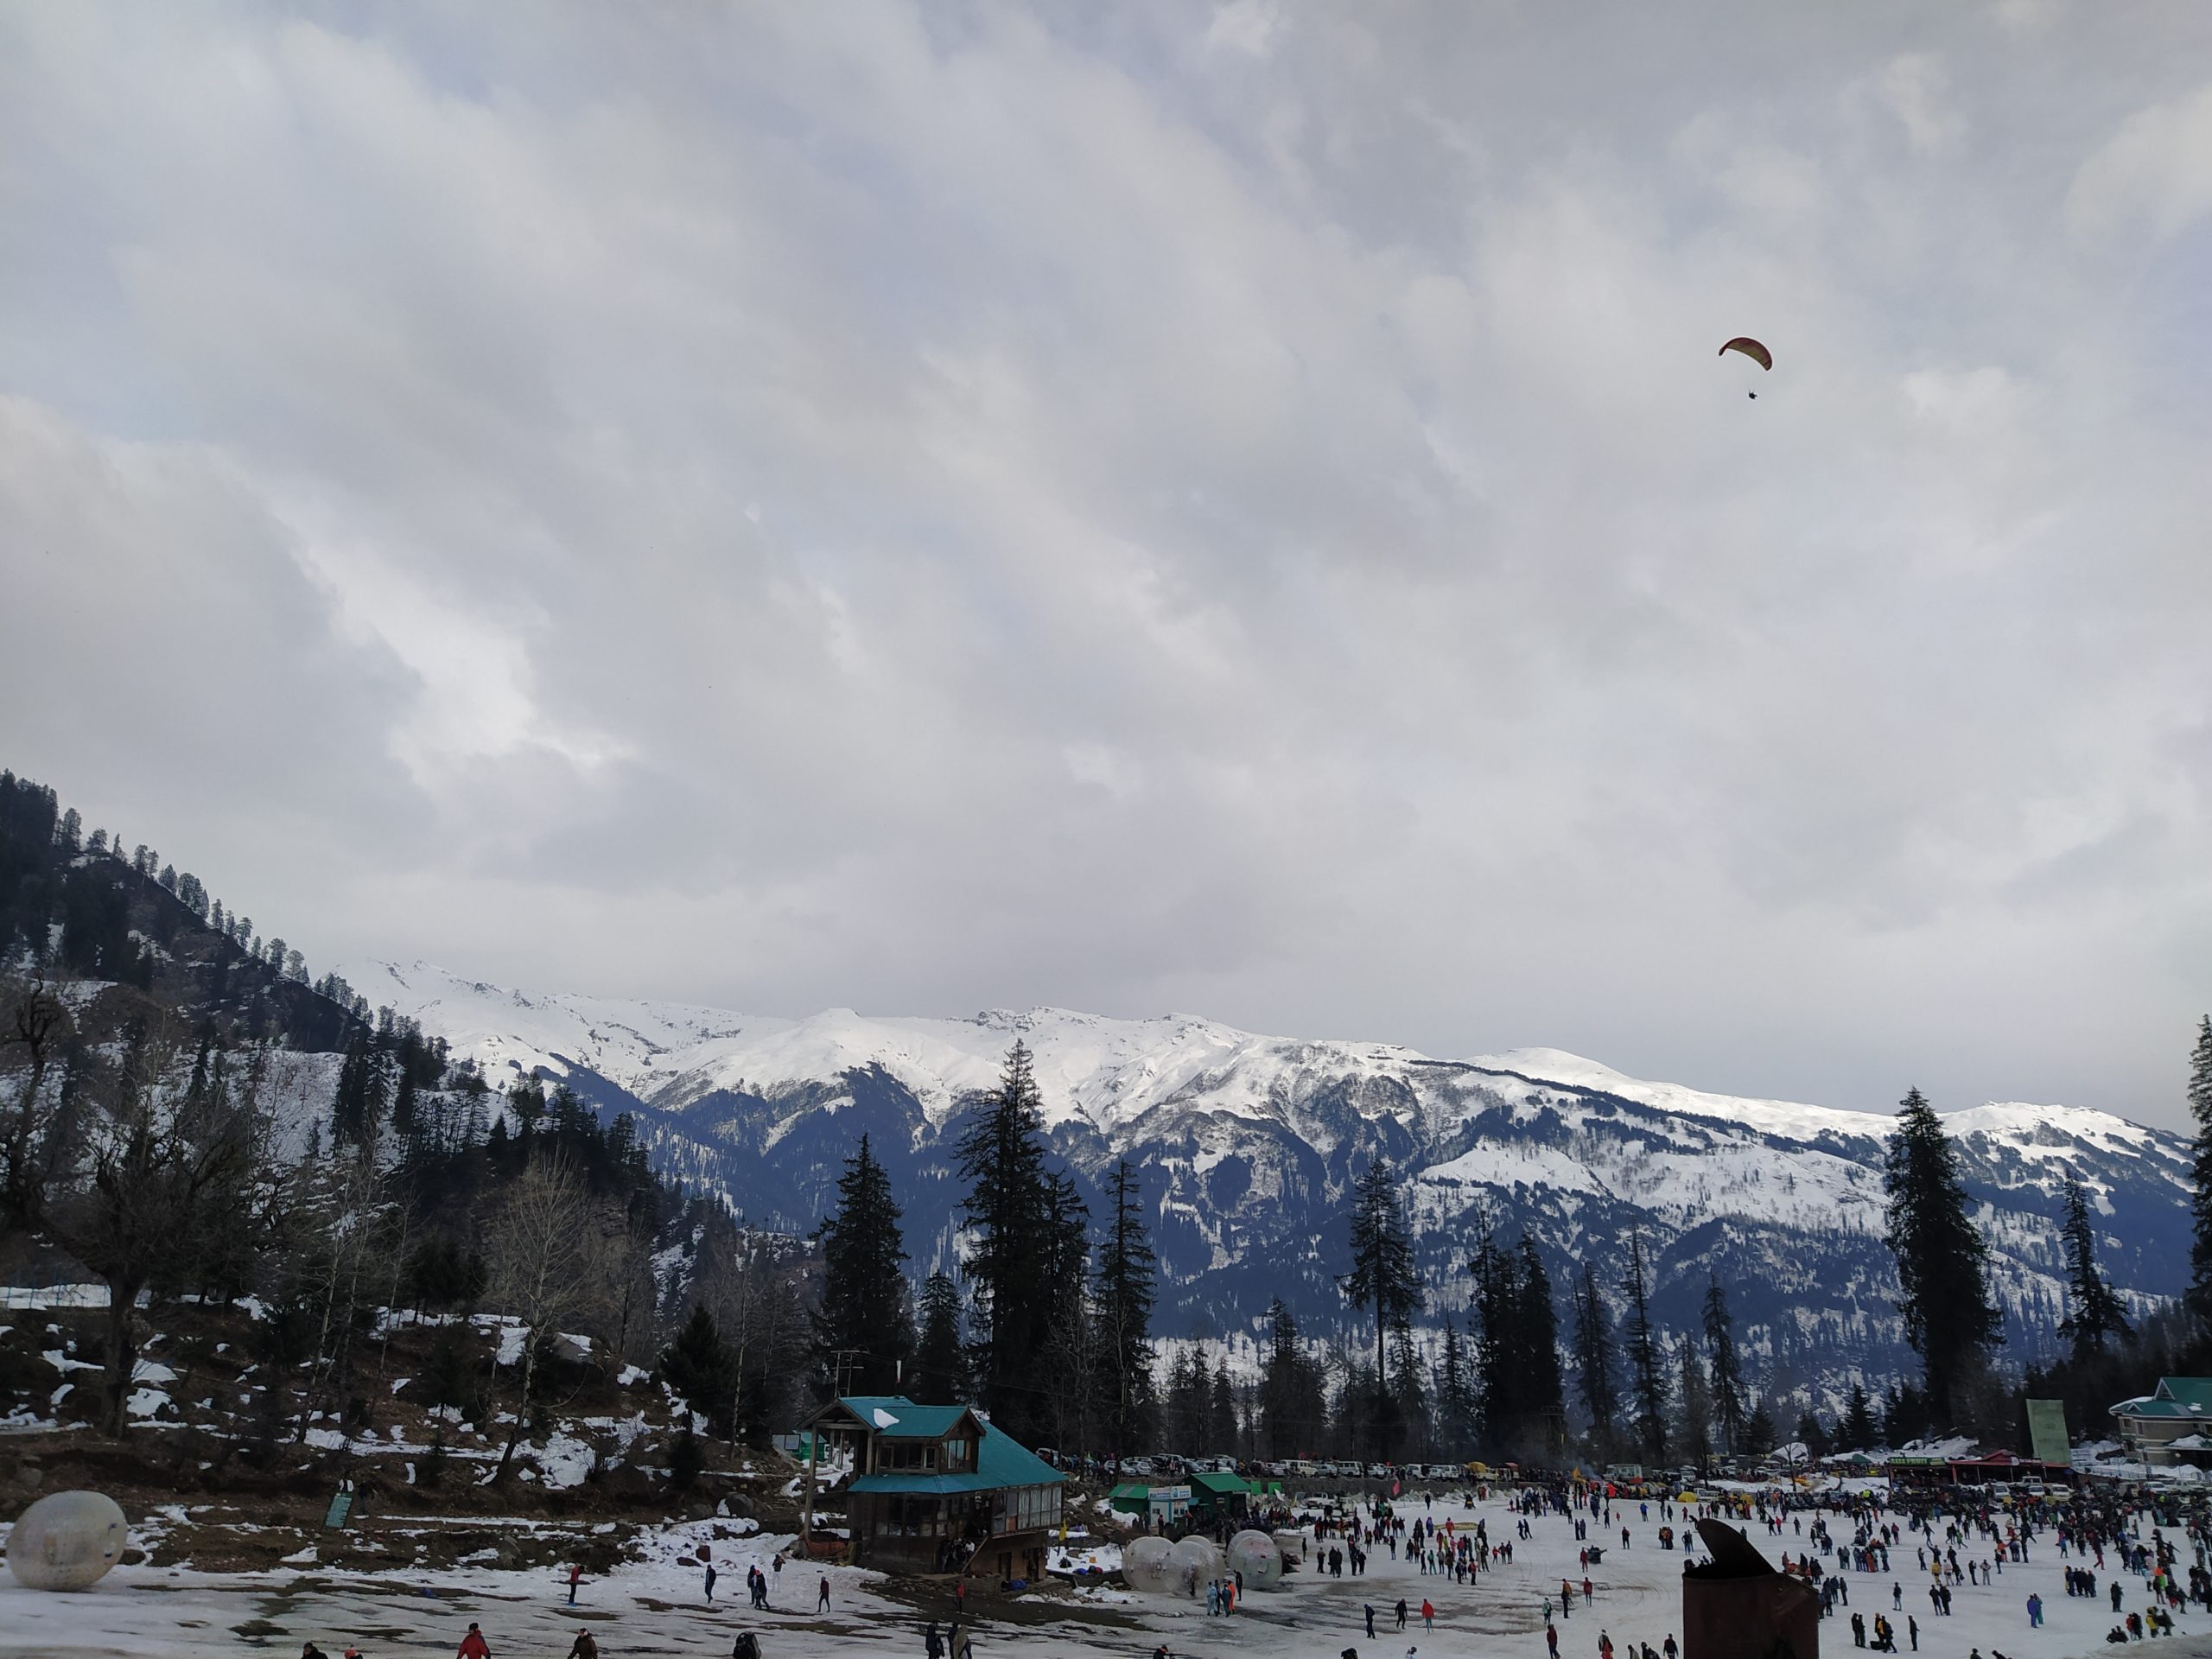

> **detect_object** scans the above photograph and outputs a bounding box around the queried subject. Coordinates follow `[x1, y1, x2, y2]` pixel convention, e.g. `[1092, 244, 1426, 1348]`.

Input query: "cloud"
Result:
[0, 3, 2206, 1127]
[2067, 79, 2212, 240]
[1876, 54, 1967, 154]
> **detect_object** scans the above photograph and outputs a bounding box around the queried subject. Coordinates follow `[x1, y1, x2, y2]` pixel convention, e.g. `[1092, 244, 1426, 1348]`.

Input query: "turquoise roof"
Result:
[2158, 1379, 2212, 1413]
[2117, 1397, 2200, 1421]
[845, 1403, 1064, 1496]
[833, 1395, 973, 1439]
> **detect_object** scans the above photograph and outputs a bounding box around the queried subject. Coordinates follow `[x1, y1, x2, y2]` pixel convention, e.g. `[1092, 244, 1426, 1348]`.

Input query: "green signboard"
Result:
[2025, 1398, 2069, 1467]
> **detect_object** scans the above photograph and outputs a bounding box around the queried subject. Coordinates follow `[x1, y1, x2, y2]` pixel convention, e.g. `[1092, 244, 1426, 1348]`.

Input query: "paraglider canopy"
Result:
[1718, 337, 1772, 371]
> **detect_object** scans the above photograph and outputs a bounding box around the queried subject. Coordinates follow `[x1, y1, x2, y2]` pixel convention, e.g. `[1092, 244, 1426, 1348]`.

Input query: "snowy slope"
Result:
[344, 958, 2192, 1404]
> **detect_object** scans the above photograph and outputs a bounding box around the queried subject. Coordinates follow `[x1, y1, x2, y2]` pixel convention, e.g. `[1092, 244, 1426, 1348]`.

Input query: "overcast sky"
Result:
[3, 3, 2209, 1127]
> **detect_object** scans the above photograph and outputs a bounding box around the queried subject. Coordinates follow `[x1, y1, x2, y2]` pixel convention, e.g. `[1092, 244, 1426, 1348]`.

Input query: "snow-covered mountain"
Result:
[346, 959, 2190, 1401]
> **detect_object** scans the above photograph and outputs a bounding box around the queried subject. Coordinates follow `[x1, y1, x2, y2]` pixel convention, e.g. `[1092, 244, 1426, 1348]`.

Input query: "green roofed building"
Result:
[1188, 1470, 1251, 1521]
[2112, 1378, 2212, 1466]
[806, 1395, 1065, 1578]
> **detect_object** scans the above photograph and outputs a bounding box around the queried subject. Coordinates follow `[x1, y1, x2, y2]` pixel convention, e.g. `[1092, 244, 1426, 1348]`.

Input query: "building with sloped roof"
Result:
[2112, 1378, 2212, 1465]
[805, 1395, 1065, 1578]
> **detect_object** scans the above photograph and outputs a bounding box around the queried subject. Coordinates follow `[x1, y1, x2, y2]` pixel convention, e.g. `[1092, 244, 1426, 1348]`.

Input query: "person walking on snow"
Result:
[1599, 1630, 1615, 1659]
[457, 1624, 492, 1659]
[568, 1563, 583, 1605]
[819, 1575, 832, 1612]
[704, 1558, 718, 1604]
[565, 1633, 598, 1659]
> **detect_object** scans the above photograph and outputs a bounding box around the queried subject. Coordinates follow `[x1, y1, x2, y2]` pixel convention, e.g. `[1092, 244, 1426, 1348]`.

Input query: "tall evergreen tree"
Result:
[1702, 1277, 1750, 1459]
[1344, 1159, 1420, 1453]
[1570, 1258, 1621, 1458]
[1389, 1321, 1430, 1456]
[912, 1270, 967, 1404]
[814, 1134, 914, 1394]
[1166, 1346, 1208, 1451]
[1433, 1316, 1478, 1458]
[1467, 1210, 1518, 1449]
[956, 1042, 1058, 1440]
[1092, 1158, 1158, 1465]
[2188, 1019, 2212, 1319]
[2056, 1177, 2132, 1362]
[1622, 1230, 1669, 1466]
[1259, 1297, 1325, 1459]
[1795, 1408, 1831, 1459]
[1516, 1237, 1567, 1455]
[1840, 1382, 1876, 1451]
[1675, 1338, 1713, 1469]
[1882, 1088, 2004, 1426]
[1210, 1357, 1239, 1452]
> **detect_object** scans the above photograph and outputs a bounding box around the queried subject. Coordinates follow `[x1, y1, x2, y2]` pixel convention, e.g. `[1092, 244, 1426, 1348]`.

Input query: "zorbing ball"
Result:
[1226, 1529, 1284, 1591]
[7, 1491, 130, 1591]
[1167, 1535, 1223, 1593]
[1122, 1535, 1179, 1594]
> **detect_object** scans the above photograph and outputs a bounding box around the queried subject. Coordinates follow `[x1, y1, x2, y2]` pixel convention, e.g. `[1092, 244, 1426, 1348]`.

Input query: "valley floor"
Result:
[0, 1491, 2190, 1659]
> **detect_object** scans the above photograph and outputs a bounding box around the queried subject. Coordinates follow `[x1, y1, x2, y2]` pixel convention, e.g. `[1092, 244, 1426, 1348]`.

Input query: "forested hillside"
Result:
[0, 771, 812, 1482]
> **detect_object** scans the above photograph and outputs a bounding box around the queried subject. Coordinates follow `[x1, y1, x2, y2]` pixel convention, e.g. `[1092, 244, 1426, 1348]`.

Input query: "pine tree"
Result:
[1434, 1316, 1477, 1458]
[1259, 1297, 1324, 1459]
[1390, 1322, 1429, 1456]
[2056, 1177, 2132, 1362]
[659, 1304, 740, 1440]
[1516, 1237, 1567, 1456]
[1210, 1357, 1239, 1452]
[1092, 1158, 1157, 1464]
[912, 1270, 967, 1404]
[1744, 1398, 1777, 1456]
[2188, 1019, 2212, 1319]
[1675, 1338, 1713, 1470]
[1882, 1088, 2004, 1426]
[956, 1042, 1057, 1440]
[1702, 1277, 1749, 1458]
[814, 1134, 915, 1394]
[1795, 1408, 1831, 1459]
[1840, 1382, 1876, 1451]
[1570, 1258, 1620, 1458]
[1167, 1346, 1208, 1451]
[1623, 1231, 1669, 1467]
[1344, 1159, 1419, 1454]
[1467, 1210, 1518, 1450]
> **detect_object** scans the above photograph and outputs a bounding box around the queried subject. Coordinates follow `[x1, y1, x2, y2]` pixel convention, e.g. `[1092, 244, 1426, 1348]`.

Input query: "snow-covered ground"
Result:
[0, 1491, 2185, 1659]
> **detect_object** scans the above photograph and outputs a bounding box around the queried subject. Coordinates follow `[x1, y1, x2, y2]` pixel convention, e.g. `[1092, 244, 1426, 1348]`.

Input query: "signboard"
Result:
[1147, 1484, 1192, 1523]
[2025, 1399, 2069, 1467]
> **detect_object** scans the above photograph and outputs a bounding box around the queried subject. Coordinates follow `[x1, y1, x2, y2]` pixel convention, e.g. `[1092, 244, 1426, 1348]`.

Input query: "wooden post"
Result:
[802, 1421, 820, 1560]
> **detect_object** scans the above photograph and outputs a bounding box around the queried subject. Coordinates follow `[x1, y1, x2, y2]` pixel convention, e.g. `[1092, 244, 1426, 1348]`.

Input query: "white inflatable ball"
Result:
[7, 1491, 130, 1591]
[1122, 1535, 1179, 1594]
[1226, 1529, 1284, 1590]
[1167, 1535, 1223, 1594]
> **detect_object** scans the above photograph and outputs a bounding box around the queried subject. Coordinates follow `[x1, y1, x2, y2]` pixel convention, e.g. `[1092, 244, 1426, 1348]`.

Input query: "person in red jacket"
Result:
[458, 1623, 492, 1658]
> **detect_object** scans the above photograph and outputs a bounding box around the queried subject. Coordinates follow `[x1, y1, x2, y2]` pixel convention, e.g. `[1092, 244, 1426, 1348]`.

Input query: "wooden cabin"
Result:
[806, 1395, 1065, 1579]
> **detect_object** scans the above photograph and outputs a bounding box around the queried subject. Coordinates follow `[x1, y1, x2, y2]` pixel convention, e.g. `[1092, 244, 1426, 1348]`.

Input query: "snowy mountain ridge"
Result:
[347, 960, 2156, 1162]
[343, 958, 2191, 1400]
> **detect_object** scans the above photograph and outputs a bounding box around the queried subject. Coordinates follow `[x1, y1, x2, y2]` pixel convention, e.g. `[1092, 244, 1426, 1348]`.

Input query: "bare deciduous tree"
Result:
[486, 1150, 593, 1478]
[34, 1006, 265, 1433]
